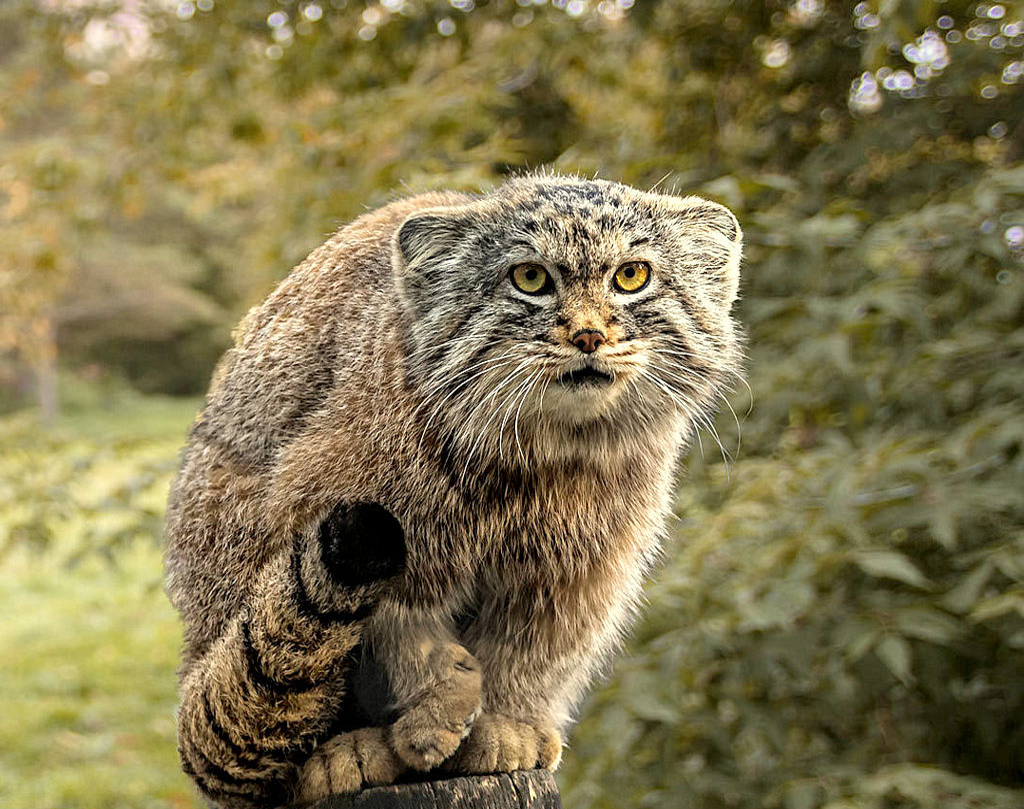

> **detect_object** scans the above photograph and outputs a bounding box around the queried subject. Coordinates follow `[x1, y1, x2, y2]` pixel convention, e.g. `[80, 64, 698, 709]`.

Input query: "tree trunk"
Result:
[304, 770, 561, 809]
[35, 314, 58, 422]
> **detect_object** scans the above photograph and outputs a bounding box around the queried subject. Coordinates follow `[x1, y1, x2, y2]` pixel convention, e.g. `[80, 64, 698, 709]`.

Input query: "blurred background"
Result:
[1, 0, 1022, 807]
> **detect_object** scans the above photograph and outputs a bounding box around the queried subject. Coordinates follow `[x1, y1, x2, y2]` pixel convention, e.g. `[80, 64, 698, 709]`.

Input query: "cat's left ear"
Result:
[660, 195, 743, 306]
[670, 197, 742, 242]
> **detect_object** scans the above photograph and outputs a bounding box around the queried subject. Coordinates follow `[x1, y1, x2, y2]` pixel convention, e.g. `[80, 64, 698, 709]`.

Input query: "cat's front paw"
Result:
[445, 713, 562, 774]
[390, 643, 483, 771]
[294, 727, 404, 803]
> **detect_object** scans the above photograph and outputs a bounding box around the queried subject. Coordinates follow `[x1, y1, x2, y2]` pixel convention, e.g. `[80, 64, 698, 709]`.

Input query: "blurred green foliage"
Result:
[1, 0, 1022, 807]
[0, 395, 203, 808]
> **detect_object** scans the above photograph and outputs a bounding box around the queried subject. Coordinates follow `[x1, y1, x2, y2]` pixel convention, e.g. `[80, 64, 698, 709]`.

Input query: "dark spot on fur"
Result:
[319, 503, 407, 587]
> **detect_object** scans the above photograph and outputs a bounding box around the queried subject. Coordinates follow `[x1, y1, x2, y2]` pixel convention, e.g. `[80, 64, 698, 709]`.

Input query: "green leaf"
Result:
[969, 588, 1024, 623]
[737, 581, 816, 631]
[894, 607, 962, 645]
[853, 551, 933, 590]
[942, 562, 994, 614]
[927, 498, 958, 551]
[875, 635, 915, 684]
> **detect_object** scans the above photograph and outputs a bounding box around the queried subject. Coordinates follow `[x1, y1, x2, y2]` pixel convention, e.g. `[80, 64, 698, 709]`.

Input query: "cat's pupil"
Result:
[526, 269, 537, 281]
[624, 267, 635, 278]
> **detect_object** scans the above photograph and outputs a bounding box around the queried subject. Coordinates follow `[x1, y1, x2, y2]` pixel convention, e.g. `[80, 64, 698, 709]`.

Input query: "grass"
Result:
[0, 392, 204, 809]
[0, 547, 203, 809]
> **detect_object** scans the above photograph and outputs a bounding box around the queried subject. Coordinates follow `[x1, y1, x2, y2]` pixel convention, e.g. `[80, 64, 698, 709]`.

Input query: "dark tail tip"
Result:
[318, 502, 407, 588]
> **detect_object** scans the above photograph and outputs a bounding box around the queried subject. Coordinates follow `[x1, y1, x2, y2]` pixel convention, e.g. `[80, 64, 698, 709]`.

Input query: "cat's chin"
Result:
[540, 376, 627, 425]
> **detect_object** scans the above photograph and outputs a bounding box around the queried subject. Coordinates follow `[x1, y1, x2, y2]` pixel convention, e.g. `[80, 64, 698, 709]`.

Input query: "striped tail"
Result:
[175, 503, 406, 808]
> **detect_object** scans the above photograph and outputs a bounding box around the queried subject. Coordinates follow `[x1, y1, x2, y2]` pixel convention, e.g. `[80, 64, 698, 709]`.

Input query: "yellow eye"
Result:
[614, 261, 650, 293]
[510, 263, 550, 295]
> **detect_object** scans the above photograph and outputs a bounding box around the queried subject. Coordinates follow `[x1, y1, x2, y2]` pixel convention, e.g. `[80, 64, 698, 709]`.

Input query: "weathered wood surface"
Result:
[306, 770, 562, 809]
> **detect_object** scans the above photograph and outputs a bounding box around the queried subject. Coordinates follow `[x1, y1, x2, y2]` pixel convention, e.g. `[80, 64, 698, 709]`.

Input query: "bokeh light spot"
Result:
[763, 39, 792, 68]
[849, 72, 881, 114]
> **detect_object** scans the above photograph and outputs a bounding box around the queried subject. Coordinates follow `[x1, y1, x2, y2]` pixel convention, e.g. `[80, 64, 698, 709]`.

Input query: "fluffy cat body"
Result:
[165, 175, 743, 807]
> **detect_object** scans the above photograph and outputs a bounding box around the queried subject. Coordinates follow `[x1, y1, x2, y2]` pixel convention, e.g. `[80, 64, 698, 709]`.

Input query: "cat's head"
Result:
[392, 175, 744, 465]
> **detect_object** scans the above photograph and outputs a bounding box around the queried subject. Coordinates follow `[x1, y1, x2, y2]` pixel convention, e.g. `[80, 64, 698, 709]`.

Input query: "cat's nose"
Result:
[571, 329, 606, 354]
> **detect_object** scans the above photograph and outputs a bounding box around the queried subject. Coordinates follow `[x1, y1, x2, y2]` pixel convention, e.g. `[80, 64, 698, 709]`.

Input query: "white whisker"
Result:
[413, 356, 521, 455]
[653, 350, 747, 458]
[496, 368, 542, 463]
[458, 360, 535, 484]
[511, 369, 545, 464]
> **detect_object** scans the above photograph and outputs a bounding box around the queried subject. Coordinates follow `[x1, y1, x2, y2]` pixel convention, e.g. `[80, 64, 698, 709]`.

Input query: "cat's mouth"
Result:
[556, 366, 615, 388]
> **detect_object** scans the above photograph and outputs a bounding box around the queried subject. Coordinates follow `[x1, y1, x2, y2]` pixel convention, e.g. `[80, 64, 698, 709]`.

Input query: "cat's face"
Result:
[394, 177, 744, 463]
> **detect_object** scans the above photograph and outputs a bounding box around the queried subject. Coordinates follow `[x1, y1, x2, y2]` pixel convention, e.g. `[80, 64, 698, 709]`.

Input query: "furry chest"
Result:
[404, 486, 643, 592]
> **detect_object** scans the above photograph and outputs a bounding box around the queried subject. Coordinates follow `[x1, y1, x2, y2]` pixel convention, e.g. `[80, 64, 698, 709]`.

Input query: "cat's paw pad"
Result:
[318, 502, 406, 586]
[295, 728, 403, 803]
[390, 643, 482, 771]
[446, 714, 562, 774]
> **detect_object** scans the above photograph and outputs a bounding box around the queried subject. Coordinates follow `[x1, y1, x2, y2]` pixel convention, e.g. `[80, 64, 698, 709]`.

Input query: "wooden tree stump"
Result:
[306, 770, 562, 809]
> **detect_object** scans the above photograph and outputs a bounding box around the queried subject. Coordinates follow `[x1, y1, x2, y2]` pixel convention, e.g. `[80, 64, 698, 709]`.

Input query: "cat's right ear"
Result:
[392, 207, 468, 315]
